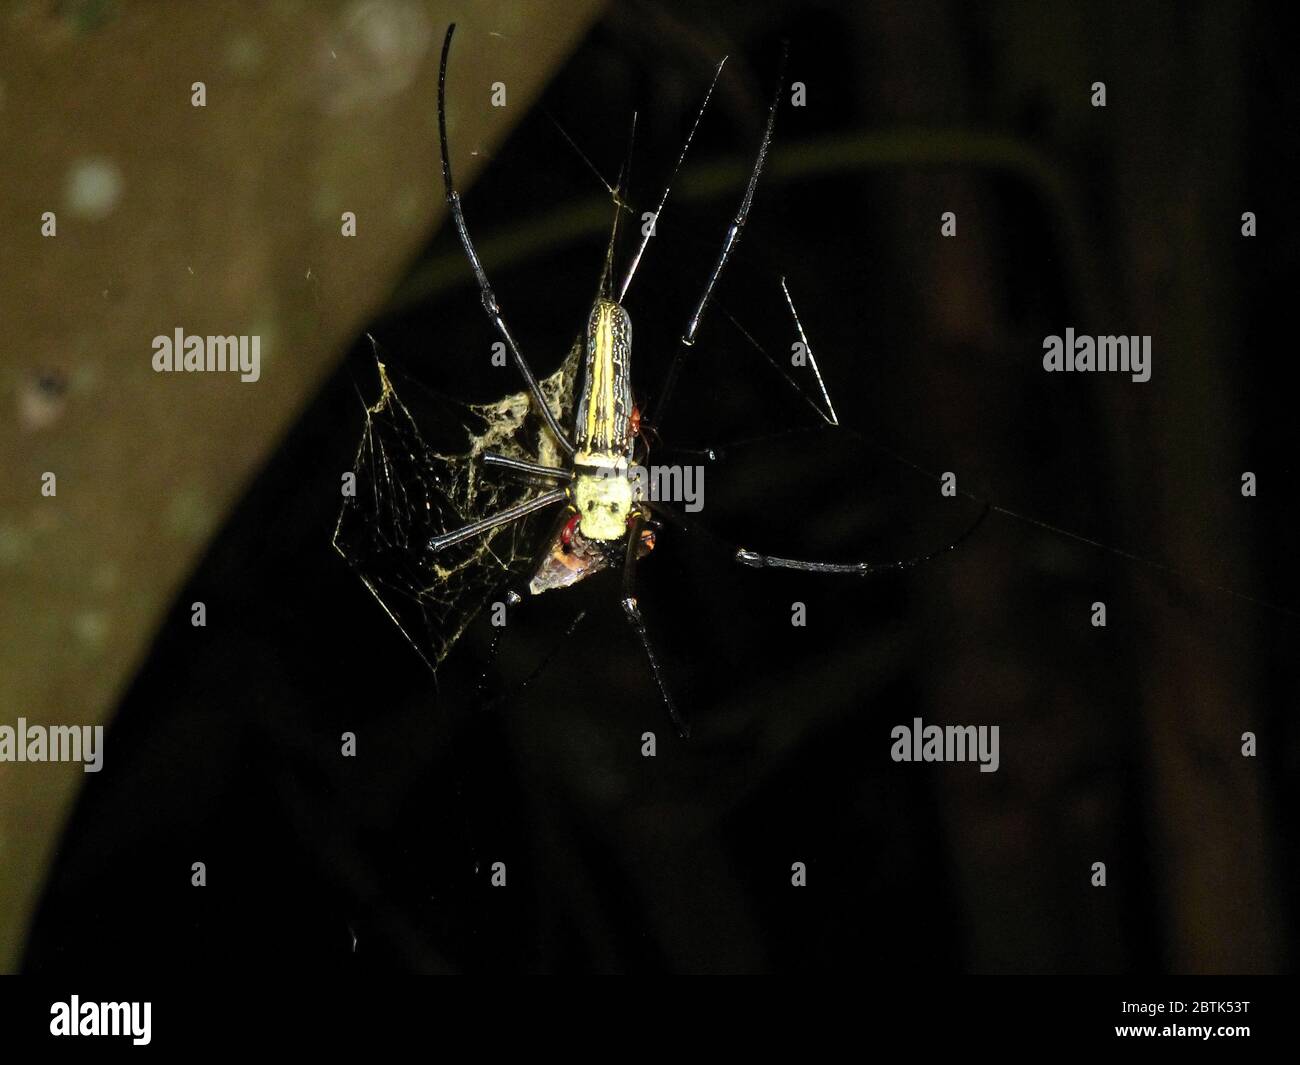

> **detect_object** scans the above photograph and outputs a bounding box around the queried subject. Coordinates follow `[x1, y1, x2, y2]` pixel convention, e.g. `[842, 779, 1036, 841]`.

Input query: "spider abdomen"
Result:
[572, 297, 637, 540]
[574, 298, 633, 455]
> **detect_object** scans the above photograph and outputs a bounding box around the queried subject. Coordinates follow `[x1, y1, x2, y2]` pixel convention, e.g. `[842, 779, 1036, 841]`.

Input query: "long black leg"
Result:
[649, 42, 788, 428]
[776, 278, 838, 425]
[428, 487, 567, 553]
[616, 57, 727, 303]
[481, 452, 573, 482]
[438, 24, 574, 456]
[708, 282, 840, 429]
[480, 606, 591, 715]
[621, 510, 689, 738]
[648, 499, 991, 576]
[598, 111, 638, 301]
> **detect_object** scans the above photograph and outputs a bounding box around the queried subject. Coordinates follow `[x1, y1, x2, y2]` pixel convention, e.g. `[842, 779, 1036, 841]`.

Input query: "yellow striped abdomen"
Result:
[574, 299, 633, 456]
[573, 298, 635, 540]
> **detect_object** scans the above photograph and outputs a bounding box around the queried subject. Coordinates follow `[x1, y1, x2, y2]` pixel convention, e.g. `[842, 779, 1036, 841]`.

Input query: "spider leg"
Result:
[428, 487, 567, 553]
[438, 24, 574, 456]
[622, 509, 690, 739]
[597, 111, 638, 301]
[617, 56, 727, 303]
[649, 42, 788, 428]
[713, 280, 839, 427]
[777, 278, 838, 425]
[647, 499, 991, 576]
[479, 605, 591, 715]
[481, 452, 573, 483]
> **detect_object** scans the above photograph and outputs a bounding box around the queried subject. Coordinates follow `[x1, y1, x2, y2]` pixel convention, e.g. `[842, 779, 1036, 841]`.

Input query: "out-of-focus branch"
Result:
[0, 0, 605, 973]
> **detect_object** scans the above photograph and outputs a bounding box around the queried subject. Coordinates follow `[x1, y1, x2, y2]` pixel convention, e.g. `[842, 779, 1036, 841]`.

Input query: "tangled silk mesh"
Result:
[333, 339, 582, 671]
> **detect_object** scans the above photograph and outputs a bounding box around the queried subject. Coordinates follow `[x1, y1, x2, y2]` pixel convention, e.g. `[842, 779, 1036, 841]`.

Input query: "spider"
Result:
[336, 25, 988, 737]
[408, 27, 993, 743]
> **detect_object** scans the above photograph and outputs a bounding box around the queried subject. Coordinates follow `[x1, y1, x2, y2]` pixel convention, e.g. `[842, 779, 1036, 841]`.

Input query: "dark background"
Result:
[23, 1, 1299, 973]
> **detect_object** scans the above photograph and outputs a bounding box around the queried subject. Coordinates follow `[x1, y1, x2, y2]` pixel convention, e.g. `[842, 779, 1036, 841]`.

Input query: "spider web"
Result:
[333, 339, 582, 671]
